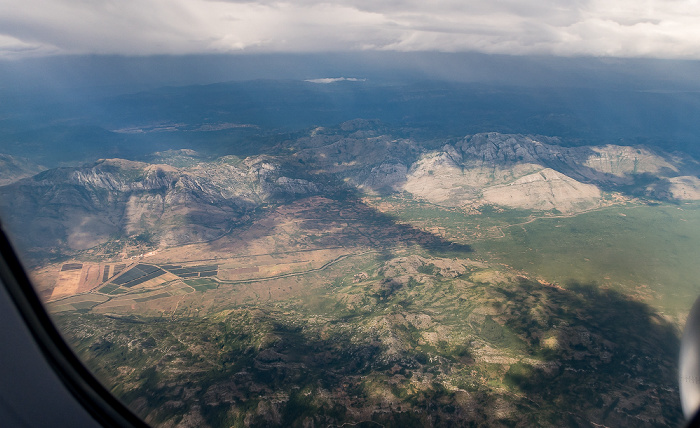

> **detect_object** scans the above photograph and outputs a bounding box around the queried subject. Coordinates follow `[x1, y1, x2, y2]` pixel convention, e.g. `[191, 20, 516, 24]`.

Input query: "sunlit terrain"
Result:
[4, 0, 700, 423]
[2, 86, 699, 425]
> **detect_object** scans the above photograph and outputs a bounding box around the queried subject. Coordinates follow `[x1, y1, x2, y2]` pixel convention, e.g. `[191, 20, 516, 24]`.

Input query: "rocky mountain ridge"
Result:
[2, 127, 699, 255]
[0, 154, 321, 253]
[292, 127, 700, 212]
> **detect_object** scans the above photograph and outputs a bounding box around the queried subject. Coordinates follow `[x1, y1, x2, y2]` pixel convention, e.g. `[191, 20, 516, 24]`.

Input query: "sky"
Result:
[2, 0, 700, 59]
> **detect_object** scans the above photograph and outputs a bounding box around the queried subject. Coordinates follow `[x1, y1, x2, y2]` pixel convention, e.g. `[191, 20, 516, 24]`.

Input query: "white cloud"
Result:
[305, 77, 367, 83]
[0, 34, 58, 57]
[1, 0, 700, 59]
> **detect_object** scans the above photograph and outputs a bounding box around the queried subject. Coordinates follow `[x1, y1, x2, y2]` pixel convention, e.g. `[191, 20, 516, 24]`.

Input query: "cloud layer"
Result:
[2, 0, 700, 59]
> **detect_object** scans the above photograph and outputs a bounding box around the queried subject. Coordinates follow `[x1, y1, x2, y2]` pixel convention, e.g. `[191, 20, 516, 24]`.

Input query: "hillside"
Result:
[3, 123, 698, 426]
[3, 126, 700, 260]
[0, 153, 321, 254]
[0, 153, 44, 185]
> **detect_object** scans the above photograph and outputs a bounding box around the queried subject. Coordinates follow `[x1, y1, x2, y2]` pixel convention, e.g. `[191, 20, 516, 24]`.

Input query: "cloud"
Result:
[1, 0, 700, 59]
[305, 77, 367, 83]
[0, 34, 58, 57]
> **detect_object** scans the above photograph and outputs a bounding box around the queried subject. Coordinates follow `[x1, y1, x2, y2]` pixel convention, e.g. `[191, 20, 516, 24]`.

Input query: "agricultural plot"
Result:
[131, 272, 179, 289]
[89, 281, 193, 315]
[45, 301, 77, 312]
[72, 301, 101, 311]
[112, 264, 166, 288]
[102, 265, 110, 282]
[98, 283, 120, 294]
[112, 263, 126, 277]
[161, 264, 218, 278]
[168, 282, 198, 296]
[50, 262, 107, 299]
[226, 267, 259, 275]
[98, 270, 179, 295]
[210, 248, 350, 282]
[46, 294, 109, 313]
[61, 263, 83, 271]
[184, 278, 219, 292]
[50, 265, 83, 299]
[78, 264, 104, 293]
[199, 271, 217, 277]
[133, 292, 172, 303]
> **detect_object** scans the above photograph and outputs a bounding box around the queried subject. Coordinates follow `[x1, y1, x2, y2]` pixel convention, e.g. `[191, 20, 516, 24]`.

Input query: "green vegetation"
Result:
[133, 293, 172, 303]
[478, 202, 700, 314]
[98, 283, 119, 294]
[184, 278, 219, 292]
[479, 315, 525, 350]
[71, 301, 101, 311]
[39, 175, 700, 426]
[8, 72, 700, 427]
[373, 194, 700, 315]
[53, 247, 683, 427]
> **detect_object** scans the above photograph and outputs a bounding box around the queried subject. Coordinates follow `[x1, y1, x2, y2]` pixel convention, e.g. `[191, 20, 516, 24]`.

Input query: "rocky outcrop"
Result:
[360, 163, 408, 192]
[289, 122, 419, 192]
[481, 168, 602, 213]
[0, 155, 322, 252]
[669, 176, 700, 200]
[2, 129, 697, 254]
[286, 126, 696, 213]
[401, 133, 697, 212]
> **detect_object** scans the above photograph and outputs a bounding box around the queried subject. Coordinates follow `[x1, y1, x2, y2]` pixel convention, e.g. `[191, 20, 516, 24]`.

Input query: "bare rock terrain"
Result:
[0, 154, 321, 252]
[1, 129, 699, 256]
[401, 132, 699, 212]
[481, 168, 601, 213]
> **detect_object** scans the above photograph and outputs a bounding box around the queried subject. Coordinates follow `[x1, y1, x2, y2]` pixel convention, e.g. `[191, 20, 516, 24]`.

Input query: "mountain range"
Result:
[2, 122, 699, 259]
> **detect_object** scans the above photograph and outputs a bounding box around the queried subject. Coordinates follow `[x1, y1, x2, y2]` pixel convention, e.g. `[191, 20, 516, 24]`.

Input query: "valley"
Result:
[42, 197, 687, 426]
[2, 124, 699, 426]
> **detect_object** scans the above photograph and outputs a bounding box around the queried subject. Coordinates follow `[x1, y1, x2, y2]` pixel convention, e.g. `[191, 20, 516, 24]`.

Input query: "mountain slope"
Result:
[0, 153, 44, 185]
[397, 132, 699, 212]
[0, 155, 321, 253]
[3, 127, 699, 256]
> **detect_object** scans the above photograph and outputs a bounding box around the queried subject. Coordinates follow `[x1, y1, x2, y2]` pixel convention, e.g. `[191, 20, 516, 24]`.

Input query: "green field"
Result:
[379, 195, 700, 316]
[45, 196, 697, 426]
[98, 283, 120, 294]
[378, 195, 533, 243]
[133, 292, 172, 303]
[184, 278, 219, 292]
[477, 202, 700, 315]
[71, 301, 101, 311]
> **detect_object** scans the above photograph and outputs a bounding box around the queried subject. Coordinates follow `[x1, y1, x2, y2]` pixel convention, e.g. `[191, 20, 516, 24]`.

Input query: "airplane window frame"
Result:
[0, 222, 148, 428]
